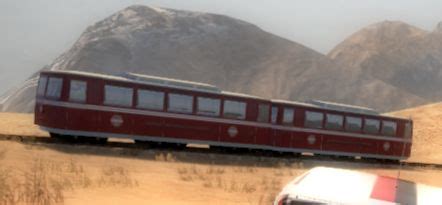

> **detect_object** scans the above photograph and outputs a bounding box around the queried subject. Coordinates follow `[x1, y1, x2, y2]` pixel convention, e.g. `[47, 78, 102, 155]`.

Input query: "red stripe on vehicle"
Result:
[370, 176, 397, 202]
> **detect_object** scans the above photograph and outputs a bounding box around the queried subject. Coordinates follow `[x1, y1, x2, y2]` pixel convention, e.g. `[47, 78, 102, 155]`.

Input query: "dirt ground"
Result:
[0, 109, 441, 204]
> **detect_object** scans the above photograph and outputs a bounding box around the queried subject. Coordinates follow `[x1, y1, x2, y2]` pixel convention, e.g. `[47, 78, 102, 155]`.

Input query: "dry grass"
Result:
[97, 165, 138, 187]
[0, 159, 64, 205]
[0, 147, 6, 160]
[175, 161, 301, 205]
[0, 157, 138, 205]
[0, 139, 441, 205]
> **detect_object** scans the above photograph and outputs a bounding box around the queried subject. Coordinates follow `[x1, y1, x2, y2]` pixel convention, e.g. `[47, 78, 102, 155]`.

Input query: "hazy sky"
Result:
[1, 0, 442, 95]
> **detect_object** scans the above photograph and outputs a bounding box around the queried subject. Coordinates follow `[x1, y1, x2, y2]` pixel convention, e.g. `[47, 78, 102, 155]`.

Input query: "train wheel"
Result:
[76, 136, 88, 143]
[172, 143, 186, 150]
[50, 133, 76, 142]
[134, 140, 152, 148]
[292, 152, 301, 157]
[77, 136, 107, 144]
[314, 154, 331, 160]
[49, 132, 60, 139]
[335, 155, 353, 161]
[361, 157, 378, 163]
[96, 137, 108, 144]
[158, 142, 186, 150]
[384, 159, 400, 164]
[210, 145, 226, 153]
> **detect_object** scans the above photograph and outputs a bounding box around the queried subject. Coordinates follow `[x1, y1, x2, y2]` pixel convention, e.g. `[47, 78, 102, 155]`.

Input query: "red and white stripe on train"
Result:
[34, 70, 413, 160]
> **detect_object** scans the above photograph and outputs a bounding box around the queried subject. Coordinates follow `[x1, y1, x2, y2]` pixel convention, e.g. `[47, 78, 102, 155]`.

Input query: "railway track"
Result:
[1, 133, 441, 171]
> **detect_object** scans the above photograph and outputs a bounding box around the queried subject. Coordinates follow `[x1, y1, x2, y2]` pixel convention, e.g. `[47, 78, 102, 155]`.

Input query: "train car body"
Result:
[274, 167, 442, 205]
[34, 70, 413, 160]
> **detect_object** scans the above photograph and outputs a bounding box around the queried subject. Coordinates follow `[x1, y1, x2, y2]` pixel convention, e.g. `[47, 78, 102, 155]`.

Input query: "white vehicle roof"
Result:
[274, 167, 442, 205]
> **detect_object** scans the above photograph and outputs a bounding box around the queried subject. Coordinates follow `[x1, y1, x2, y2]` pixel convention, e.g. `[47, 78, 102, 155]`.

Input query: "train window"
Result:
[381, 121, 397, 136]
[363, 119, 380, 134]
[197, 97, 220, 116]
[257, 104, 270, 122]
[168, 93, 193, 113]
[305, 111, 323, 129]
[69, 80, 87, 103]
[223, 100, 246, 120]
[404, 122, 412, 138]
[282, 108, 294, 125]
[37, 76, 47, 96]
[137, 89, 164, 110]
[104, 85, 133, 107]
[325, 114, 343, 130]
[45, 77, 63, 99]
[271, 106, 278, 124]
[345, 116, 362, 132]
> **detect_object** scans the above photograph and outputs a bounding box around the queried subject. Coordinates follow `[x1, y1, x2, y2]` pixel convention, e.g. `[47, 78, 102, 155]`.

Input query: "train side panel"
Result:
[34, 71, 413, 160]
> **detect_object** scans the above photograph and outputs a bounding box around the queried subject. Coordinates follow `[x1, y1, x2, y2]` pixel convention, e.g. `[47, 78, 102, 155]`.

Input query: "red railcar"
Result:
[34, 70, 413, 160]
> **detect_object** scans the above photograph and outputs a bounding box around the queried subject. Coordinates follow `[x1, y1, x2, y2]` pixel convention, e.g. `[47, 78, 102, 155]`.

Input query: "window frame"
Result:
[381, 120, 397, 136]
[257, 103, 270, 123]
[136, 89, 165, 111]
[304, 111, 324, 129]
[68, 80, 87, 103]
[167, 93, 194, 114]
[282, 107, 295, 126]
[222, 99, 247, 120]
[103, 84, 134, 107]
[325, 113, 344, 130]
[45, 77, 63, 100]
[196, 96, 221, 117]
[271, 106, 278, 124]
[363, 118, 380, 134]
[37, 75, 48, 97]
[345, 116, 362, 132]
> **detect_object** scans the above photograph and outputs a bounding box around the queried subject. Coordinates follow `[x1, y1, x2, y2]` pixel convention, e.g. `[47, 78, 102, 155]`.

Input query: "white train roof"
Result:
[43, 70, 265, 100]
[271, 99, 382, 116]
[123, 72, 220, 93]
[271, 99, 318, 108]
[309, 100, 379, 115]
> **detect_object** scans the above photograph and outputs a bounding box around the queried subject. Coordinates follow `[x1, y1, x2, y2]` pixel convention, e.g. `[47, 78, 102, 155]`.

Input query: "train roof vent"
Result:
[308, 100, 379, 115]
[123, 72, 221, 92]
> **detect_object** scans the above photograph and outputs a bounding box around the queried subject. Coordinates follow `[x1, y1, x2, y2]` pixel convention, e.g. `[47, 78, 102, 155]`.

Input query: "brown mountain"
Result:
[329, 20, 442, 101]
[0, 6, 430, 112]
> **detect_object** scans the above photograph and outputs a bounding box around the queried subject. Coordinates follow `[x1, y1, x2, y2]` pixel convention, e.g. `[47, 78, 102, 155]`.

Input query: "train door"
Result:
[254, 103, 271, 146]
[219, 99, 255, 146]
[272, 106, 293, 149]
[131, 88, 166, 138]
[291, 110, 323, 151]
[189, 95, 222, 142]
[43, 75, 67, 129]
[99, 83, 135, 135]
[65, 78, 99, 132]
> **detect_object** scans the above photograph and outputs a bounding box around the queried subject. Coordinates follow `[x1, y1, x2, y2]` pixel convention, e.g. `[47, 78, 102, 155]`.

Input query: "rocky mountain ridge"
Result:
[1, 5, 441, 112]
[328, 20, 442, 101]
